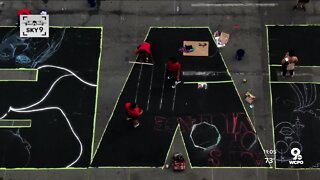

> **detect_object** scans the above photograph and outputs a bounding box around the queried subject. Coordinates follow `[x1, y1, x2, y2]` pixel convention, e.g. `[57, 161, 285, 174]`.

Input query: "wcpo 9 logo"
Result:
[289, 148, 304, 165]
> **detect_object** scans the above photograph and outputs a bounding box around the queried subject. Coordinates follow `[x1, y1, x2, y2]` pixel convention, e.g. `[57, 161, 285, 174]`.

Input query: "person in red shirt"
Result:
[135, 42, 154, 64]
[166, 58, 182, 88]
[16, 8, 31, 26]
[125, 102, 143, 128]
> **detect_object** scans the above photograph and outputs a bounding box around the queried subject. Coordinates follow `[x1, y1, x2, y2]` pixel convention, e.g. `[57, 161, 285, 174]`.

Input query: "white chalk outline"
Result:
[189, 122, 221, 151]
[0, 65, 97, 168]
[147, 65, 155, 111]
[191, 3, 278, 7]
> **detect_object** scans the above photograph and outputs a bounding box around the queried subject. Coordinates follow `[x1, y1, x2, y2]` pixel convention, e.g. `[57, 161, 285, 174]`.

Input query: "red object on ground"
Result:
[125, 102, 142, 117]
[171, 153, 186, 171]
[136, 42, 152, 56]
[172, 161, 186, 171]
[17, 8, 31, 16]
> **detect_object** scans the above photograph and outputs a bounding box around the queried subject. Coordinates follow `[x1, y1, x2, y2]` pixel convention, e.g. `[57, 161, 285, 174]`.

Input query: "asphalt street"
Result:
[1, 0, 320, 179]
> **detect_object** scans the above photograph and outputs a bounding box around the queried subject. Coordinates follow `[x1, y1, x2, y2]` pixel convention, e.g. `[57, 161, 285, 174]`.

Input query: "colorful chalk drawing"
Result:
[154, 113, 267, 167]
[0, 27, 101, 168]
[272, 83, 320, 168]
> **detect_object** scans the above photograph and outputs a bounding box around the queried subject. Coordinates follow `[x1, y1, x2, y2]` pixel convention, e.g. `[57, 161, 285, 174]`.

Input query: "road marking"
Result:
[129, 61, 153, 66]
[172, 85, 177, 111]
[0, 119, 32, 128]
[159, 64, 167, 110]
[135, 64, 144, 103]
[147, 65, 155, 111]
[191, 3, 278, 7]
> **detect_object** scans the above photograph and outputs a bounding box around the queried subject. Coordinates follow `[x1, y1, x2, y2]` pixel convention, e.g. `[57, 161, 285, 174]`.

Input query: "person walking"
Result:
[166, 57, 181, 88]
[293, 0, 310, 11]
[125, 102, 143, 128]
[281, 50, 299, 78]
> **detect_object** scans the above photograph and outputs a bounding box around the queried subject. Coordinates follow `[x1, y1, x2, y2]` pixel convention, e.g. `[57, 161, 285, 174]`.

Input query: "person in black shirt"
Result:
[293, 0, 310, 11]
[88, 0, 96, 8]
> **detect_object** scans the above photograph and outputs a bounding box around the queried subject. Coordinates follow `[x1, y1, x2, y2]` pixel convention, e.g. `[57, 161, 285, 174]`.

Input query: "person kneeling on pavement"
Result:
[125, 102, 143, 128]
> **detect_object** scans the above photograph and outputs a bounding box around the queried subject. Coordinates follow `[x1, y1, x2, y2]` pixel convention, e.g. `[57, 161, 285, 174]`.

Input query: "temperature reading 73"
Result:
[265, 158, 274, 163]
